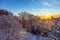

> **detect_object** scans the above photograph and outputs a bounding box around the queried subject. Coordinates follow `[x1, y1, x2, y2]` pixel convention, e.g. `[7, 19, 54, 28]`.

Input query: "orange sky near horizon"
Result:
[40, 15, 60, 19]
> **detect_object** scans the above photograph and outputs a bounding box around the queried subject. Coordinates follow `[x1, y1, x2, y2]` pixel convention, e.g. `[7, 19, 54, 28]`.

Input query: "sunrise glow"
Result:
[40, 15, 52, 19]
[45, 15, 51, 19]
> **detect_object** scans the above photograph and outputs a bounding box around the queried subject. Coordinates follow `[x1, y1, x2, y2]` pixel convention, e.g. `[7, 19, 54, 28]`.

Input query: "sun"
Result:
[40, 15, 52, 19]
[45, 15, 51, 19]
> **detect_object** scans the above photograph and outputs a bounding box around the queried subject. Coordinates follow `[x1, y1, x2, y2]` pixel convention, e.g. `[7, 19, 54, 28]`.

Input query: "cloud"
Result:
[31, 0, 53, 7]
[44, 2, 52, 6]
[31, 0, 41, 6]
[38, 8, 54, 14]
[31, 8, 55, 15]
[32, 0, 60, 6]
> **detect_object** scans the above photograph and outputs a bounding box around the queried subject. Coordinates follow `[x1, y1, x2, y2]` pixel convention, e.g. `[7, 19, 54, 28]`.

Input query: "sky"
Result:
[0, 0, 60, 15]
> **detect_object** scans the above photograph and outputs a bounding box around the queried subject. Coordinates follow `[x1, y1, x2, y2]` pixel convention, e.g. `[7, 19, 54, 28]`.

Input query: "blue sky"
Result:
[0, 0, 60, 15]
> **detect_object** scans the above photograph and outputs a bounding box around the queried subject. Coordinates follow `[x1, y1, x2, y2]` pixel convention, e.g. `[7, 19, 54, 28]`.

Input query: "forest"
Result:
[0, 9, 60, 40]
